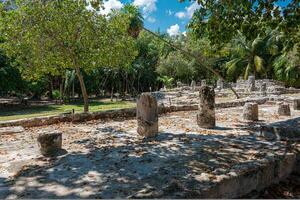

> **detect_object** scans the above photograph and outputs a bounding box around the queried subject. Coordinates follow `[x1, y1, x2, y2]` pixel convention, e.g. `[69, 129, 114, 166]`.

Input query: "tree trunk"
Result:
[48, 75, 53, 100]
[75, 66, 89, 112]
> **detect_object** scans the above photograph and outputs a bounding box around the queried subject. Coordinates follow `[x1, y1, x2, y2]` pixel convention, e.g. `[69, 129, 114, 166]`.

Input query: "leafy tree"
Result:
[225, 30, 285, 80]
[157, 51, 195, 83]
[274, 44, 300, 87]
[0, 0, 137, 112]
[183, 0, 300, 48]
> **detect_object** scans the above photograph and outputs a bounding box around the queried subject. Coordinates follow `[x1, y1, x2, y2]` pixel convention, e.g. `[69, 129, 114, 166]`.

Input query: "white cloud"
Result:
[133, 0, 157, 16]
[99, 0, 123, 15]
[175, 11, 186, 19]
[175, 2, 201, 19]
[167, 24, 180, 37]
[147, 16, 156, 23]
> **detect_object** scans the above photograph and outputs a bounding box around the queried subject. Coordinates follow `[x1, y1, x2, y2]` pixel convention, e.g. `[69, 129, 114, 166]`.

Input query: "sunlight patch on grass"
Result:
[0, 100, 136, 121]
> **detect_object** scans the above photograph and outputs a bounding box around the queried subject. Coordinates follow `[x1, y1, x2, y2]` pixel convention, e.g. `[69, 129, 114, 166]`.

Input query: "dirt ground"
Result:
[0, 104, 299, 198]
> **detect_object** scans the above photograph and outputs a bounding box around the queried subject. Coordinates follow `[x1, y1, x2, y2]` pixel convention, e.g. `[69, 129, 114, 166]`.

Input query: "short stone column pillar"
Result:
[217, 79, 224, 90]
[260, 83, 267, 96]
[243, 103, 259, 121]
[248, 76, 255, 91]
[197, 86, 215, 129]
[201, 79, 207, 87]
[278, 103, 291, 116]
[37, 131, 62, 156]
[293, 99, 300, 110]
[191, 80, 196, 91]
[137, 93, 158, 137]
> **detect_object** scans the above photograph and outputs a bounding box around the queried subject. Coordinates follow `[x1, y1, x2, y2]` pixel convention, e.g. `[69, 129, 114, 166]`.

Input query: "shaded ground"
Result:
[0, 100, 135, 121]
[0, 104, 299, 198]
[242, 173, 300, 199]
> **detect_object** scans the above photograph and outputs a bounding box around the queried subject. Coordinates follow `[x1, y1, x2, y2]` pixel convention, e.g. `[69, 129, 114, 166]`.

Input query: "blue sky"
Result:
[99, 0, 292, 36]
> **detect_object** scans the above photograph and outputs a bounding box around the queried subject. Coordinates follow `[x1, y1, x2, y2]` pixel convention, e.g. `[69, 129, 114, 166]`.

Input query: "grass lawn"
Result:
[0, 100, 136, 121]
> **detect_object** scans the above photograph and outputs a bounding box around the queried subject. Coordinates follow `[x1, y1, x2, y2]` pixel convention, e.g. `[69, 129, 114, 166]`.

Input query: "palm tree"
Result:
[121, 4, 144, 38]
[225, 30, 283, 80]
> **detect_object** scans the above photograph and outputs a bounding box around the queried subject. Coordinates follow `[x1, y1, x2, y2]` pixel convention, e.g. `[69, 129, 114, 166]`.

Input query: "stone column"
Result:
[293, 99, 300, 110]
[37, 130, 62, 156]
[201, 79, 207, 86]
[260, 83, 267, 96]
[243, 103, 259, 121]
[137, 93, 158, 137]
[217, 79, 224, 90]
[278, 103, 291, 116]
[248, 76, 255, 91]
[191, 80, 196, 91]
[197, 86, 215, 129]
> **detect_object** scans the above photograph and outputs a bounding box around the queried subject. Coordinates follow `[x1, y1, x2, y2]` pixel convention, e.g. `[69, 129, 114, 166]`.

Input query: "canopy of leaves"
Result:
[0, 0, 138, 80]
[182, 0, 300, 48]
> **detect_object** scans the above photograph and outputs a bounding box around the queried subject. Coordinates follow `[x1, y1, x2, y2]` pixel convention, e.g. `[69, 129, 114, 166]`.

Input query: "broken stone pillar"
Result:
[248, 76, 255, 91]
[137, 93, 158, 137]
[197, 86, 215, 129]
[243, 103, 259, 121]
[201, 79, 207, 86]
[37, 131, 62, 156]
[293, 99, 300, 110]
[278, 103, 291, 116]
[217, 79, 224, 90]
[260, 83, 267, 96]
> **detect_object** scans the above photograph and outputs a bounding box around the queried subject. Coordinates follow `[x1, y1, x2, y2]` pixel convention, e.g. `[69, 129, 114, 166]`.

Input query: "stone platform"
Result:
[0, 104, 299, 198]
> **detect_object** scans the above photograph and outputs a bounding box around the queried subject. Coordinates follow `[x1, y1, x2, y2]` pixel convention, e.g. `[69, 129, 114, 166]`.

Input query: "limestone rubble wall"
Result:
[0, 97, 277, 128]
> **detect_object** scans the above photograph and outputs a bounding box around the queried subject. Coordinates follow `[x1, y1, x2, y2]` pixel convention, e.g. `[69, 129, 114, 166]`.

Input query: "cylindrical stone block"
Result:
[137, 93, 158, 137]
[37, 131, 62, 156]
[293, 99, 300, 110]
[243, 103, 259, 121]
[278, 103, 291, 116]
[197, 86, 215, 129]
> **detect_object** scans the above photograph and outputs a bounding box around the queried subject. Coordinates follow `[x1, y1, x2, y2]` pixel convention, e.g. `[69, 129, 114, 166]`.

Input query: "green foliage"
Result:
[183, 0, 299, 48]
[274, 45, 300, 87]
[52, 90, 61, 100]
[157, 76, 174, 88]
[225, 30, 285, 81]
[157, 51, 195, 83]
[0, 0, 137, 111]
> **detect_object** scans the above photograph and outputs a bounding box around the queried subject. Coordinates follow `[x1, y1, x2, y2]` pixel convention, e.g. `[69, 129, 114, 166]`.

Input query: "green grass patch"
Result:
[0, 100, 135, 121]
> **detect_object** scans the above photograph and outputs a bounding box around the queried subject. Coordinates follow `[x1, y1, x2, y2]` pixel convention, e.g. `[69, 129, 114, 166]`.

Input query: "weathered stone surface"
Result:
[260, 82, 267, 96]
[37, 130, 62, 156]
[191, 80, 196, 91]
[278, 103, 291, 116]
[248, 76, 255, 91]
[293, 99, 300, 110]
[243, 103, 259, 121]
[0, 126, 24, 135]
[217, 79, 224, 90]
[201, 79, 207, 86]
[197, 86, 215, 128]
[137, 93, 158, 137]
